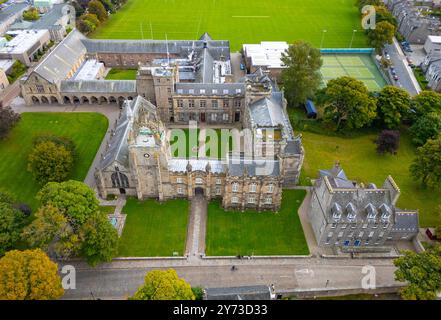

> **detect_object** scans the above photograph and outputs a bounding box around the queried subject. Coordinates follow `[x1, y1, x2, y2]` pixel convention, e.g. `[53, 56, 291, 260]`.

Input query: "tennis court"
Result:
[320, 54, 386, 91]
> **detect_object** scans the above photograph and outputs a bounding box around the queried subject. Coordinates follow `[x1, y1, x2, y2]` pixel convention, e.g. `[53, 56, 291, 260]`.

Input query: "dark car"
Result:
[393, 75, 399, 81]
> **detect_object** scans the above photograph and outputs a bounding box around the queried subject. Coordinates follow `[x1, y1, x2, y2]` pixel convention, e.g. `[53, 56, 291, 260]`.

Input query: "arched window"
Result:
[111, 171, 129, 188]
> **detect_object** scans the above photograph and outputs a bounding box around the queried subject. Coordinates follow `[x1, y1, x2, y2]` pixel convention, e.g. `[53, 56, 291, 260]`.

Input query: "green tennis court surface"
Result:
[321, 54, 386, 91]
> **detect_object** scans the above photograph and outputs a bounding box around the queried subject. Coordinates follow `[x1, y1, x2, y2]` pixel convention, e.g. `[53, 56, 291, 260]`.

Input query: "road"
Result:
[61, 258, 401, 299]
[384, 38, 421, 96]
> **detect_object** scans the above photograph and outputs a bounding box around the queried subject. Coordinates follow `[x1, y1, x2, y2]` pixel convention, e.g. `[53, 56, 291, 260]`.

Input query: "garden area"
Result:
[206, 189, 309, 256]
[105, 69, 138, 80]
[0, 112, 108, 210]
[118, 198, 190, 256]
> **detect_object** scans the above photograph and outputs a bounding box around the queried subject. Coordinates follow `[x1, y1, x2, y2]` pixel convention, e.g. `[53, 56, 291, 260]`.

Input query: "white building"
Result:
[243, 42, 288, 80]
[0, 29, 51, 66]
[424, 35, 441, 54]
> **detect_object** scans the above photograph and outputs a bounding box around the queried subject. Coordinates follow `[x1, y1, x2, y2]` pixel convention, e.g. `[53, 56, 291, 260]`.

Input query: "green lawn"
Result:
[105, 69, 137, 80]
[92, 0, 367, 51]
[0, 113, 108, 210]
[118, 198, 190, 256]
[170, 128, 233, 159]
[299, 130, 441, 227]
[206, 189, 309, 256]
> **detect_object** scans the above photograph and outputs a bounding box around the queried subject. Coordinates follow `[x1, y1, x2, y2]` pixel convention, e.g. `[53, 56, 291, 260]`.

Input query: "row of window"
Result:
[176, 99, 241, 108]
[326, 230, 385, 242]
[232, 182, 274, 193]
[177, 187, 223, 195]
[176, 177, 223, 184]
[231, 196, 272, 205]
[177, 113, 230, 122]
[330, 222, 389, 229]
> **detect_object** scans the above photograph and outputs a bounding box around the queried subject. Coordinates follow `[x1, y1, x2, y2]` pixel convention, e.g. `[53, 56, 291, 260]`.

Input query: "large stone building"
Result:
[309, 163, 419, 251]
[27, 30, 303, 210]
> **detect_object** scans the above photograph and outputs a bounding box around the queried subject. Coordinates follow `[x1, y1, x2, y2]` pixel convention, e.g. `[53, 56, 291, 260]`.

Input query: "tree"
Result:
[0, 107, 20, 139]
[81, 13, 100, 28]
[374, 5, 397, 27]
[0, 202, 25, 256]
[323, 76, 377, 131]
[377, 86, 410, 129]
[37, 180, 99, 227]
[375, 130, 400, 155]
[410, 112, 441, 146]
[394, 244, 441, 300]
[77, 18, 96, 34]
[27, 141, 74, 185]
[131, 269, 195, 300]
[412, 90, 441, 118]
[367, 21, 395, 52]
[410, 136, 441, 188]
[80, 212, 118, 266]
[0, 249, 64, 300]
[436, 206, 441, 238]
[280, 41, 323, 107]
[88, 0, 107, 22]
[22, 7, 39, 21]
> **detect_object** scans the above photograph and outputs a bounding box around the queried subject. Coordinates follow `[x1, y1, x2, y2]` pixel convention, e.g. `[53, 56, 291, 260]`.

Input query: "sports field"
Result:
[92, 0, 367, 51]
[320, 54, 387, 91]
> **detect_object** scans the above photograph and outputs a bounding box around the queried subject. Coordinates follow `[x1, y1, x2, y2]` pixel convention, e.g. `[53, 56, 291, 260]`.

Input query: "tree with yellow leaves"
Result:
[130, 269, 195, 300]
[0, 249, 64, 300]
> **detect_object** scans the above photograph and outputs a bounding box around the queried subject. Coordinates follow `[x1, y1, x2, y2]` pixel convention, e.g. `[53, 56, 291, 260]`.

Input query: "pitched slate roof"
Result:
[205, 286, 272, 300]
[60, 80, 136, 93]
[33, 29, 86, 83]
[227, 156, 280, 177]
[168, 158, 225, 174]
[175, 83, 245, 96]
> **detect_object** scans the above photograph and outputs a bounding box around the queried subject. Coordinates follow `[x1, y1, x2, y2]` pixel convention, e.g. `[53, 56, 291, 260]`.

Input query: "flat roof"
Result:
[72, 59, 104, 80]
[0, 29, 48, 55]
[0, 58, 14, 71]
[428, 35, 441, 44]
[243, 41, 289, 69]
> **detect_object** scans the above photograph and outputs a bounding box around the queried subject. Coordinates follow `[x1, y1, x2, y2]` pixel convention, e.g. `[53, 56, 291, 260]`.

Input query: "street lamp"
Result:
[349, 29, 357, 49]
[320, 30, 327, 49]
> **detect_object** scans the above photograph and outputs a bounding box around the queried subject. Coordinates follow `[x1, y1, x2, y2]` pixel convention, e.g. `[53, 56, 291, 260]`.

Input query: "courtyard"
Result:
[91, 0, 367, 51]
[206, 189, 309, 256]
[0, 112, 108, 210]
[105, 69, 137, 80]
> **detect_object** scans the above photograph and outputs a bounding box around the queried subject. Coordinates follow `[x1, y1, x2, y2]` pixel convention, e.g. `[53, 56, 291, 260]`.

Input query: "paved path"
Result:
[185, 195, 207, 259]
[61, 258, 401, 299]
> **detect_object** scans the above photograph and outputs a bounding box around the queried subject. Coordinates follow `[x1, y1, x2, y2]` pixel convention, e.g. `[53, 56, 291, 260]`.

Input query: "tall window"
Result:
[177, 100, 184, 108]
[234, 99, 241, 108]
[264, 197, 272, 204]
[177, 177, 183, 184]
[223, 99, 229, 108]
[223, 113, 229, 121]
[111, 171, 129, 188]
[249, 183, 257, 193]
[189, 100, 195, 108]
[36, 85, 44, 93]
[267, 184, 274, 193]
[212, 100, 218, 108]
[177, 187, 184, 194]
[232, 182, 239, 192]
[216, 187, 221, 195]
[248, 196, 256, 204]
[232, 196, 239, 204]
[200, 100, 206, 108]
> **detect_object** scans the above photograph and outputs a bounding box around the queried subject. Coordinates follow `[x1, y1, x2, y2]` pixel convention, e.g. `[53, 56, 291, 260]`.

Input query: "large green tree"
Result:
[88, 0, 107, 22]
[412, 90, 441, 118]
[394, 244, 441, 300]
[280, 41, 323, 107]
[0, 107, 20, 139]
[27, 141, 74, 185]
[0, 192, 25, 256]
[410, 112, 441, 146]
[410, 136, 441, 188]
[367, 21, 395, 52]
[80, 211, 119, 266]
[323, 76, 377, 131]
[0, 249, 64, 300]
[377, 86, 410, 129]
[37, 180, 99, 227]
[131, 269, 195, 300]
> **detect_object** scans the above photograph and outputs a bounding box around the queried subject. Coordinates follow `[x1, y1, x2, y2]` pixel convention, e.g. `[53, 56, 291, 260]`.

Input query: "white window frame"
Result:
[232, 183, 239, 192]
[232, 196, 239, 204]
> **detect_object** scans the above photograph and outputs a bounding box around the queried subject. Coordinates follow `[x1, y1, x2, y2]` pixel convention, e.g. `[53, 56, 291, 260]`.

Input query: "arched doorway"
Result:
[109, 96, 117, 104]
[31, 96, 40, 104]
[91, 96, 98, 104]
[50, 96, 58, 104]
[81, 96, 89, 104]
[41, 96, 49, 104]
[73, 96, 80, 104]
[194, 187, 204, 196]
[99, 96, 108, 104]
[63, 96, 71, 104]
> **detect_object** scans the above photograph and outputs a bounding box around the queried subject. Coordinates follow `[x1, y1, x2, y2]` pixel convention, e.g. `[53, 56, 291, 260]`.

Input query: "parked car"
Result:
[385, 54, 391, 60]
[391, 69, 397, 76]
[393, 75, 399, 81]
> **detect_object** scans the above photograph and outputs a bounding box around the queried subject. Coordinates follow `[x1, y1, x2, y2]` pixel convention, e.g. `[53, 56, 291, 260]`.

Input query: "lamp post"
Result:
[320, 29, 327, 49]
[349, 29, 357, 48]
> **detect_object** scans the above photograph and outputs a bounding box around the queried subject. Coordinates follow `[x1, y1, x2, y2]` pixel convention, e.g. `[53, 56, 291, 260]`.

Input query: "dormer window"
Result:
[331, 202, 342, 220]
[365, 203, 377, 220]
[379, 203, 392, 222]
[346, 202, 357, 221]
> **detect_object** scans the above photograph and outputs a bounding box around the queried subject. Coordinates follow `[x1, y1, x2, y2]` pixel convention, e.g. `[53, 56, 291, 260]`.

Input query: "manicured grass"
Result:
[118, 198, 190, 256]
[91, 0, 367, 51]
[0, 113, 108, 210]
[206, 189, 309, 256]
[170, 128, 233, 159]
[105, 69, 137, 80]
[299, 130, 441, 227]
